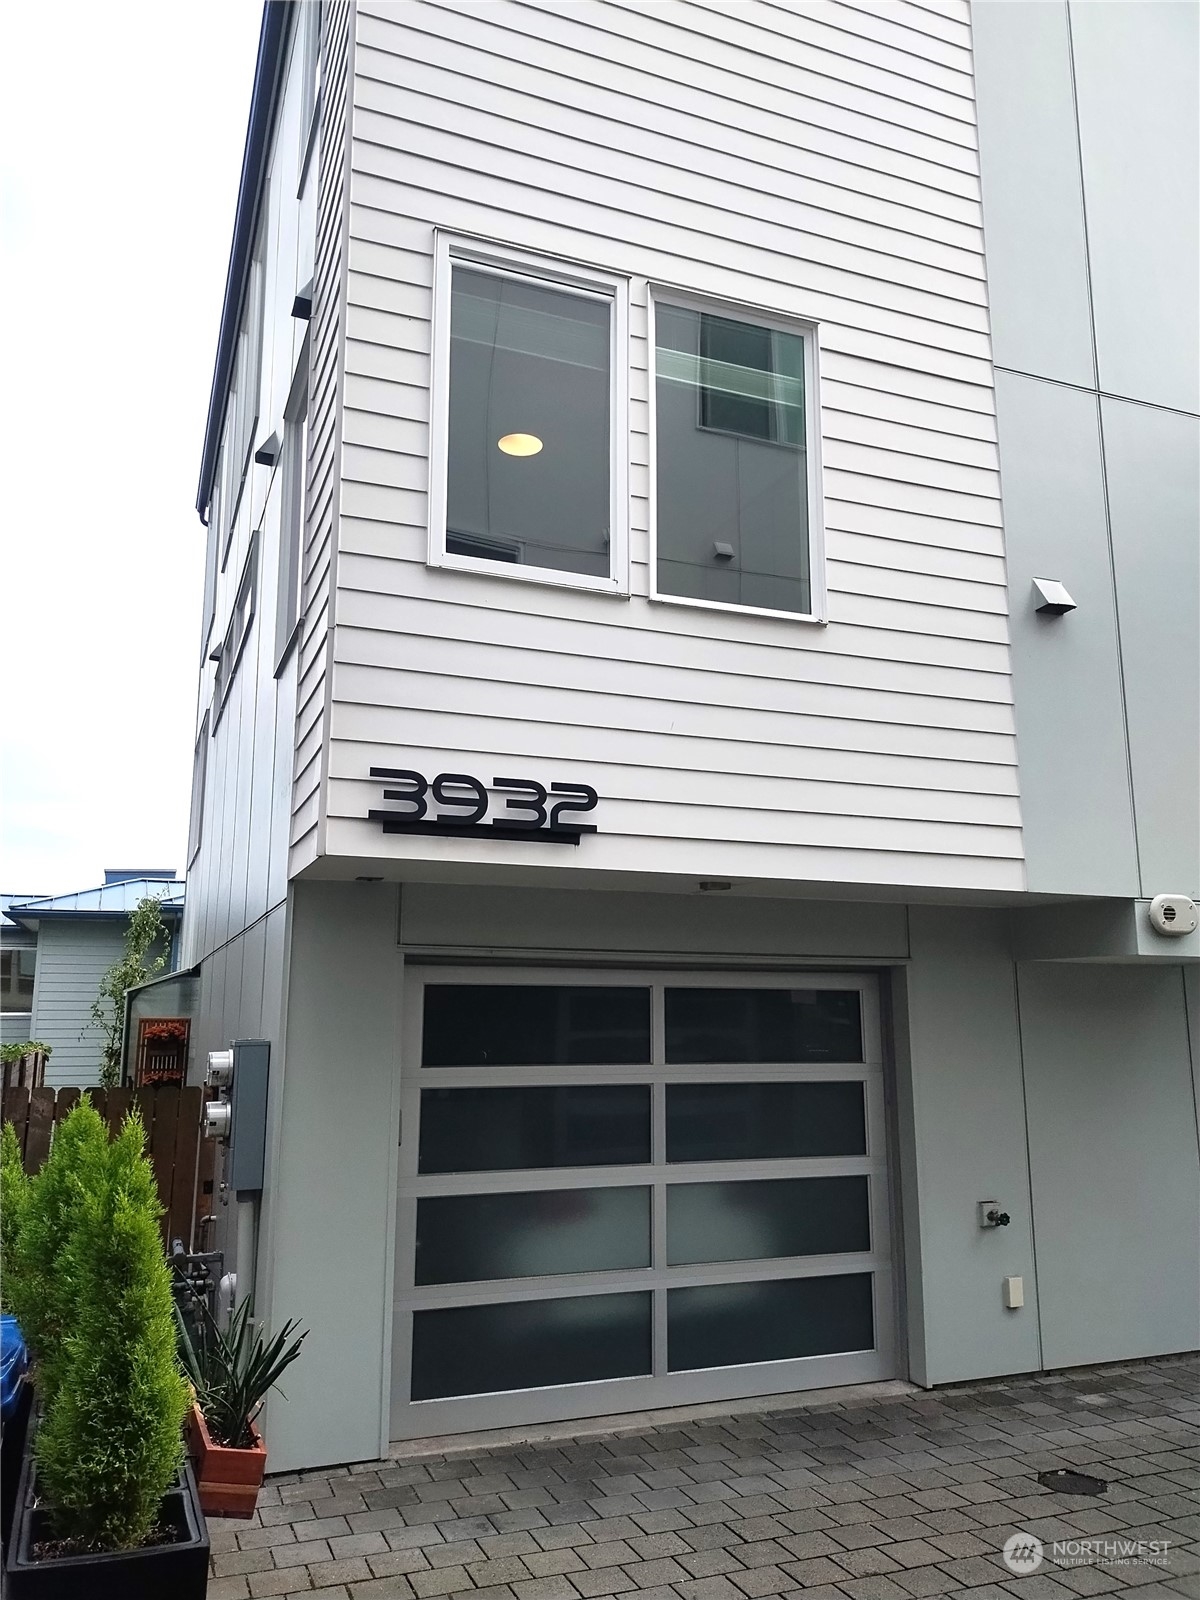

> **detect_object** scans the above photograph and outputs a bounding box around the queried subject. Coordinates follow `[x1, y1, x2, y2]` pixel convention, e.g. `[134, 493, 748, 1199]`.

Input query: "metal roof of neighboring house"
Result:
[1, 894, 47, 934]
[3, 879, 185, 931]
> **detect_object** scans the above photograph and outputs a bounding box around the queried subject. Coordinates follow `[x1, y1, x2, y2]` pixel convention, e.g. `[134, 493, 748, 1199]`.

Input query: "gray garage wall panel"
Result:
[1018, 963, 1200, 1369]
[1102, 398, 1200, 896]
[894, 908, 1040, 1386]
[993, 372, 1137, 897]
[263, 882, 402, 1471]
[972, 1, 1094, 388]
[1069, 0, 1200, 413]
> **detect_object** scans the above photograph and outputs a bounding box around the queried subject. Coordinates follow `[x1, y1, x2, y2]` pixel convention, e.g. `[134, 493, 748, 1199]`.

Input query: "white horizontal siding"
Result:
[323, 0, 1023, 892]
[289, 0, 352, 872]
[31, 922, 127, 1088]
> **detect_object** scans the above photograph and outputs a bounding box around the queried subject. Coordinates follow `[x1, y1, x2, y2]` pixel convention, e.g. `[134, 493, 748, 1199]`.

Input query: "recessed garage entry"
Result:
[391, 970, 895, 1439]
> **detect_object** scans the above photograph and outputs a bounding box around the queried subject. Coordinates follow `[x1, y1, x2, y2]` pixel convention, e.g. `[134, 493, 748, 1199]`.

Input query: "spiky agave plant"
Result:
[175, 1294, 306, 1448]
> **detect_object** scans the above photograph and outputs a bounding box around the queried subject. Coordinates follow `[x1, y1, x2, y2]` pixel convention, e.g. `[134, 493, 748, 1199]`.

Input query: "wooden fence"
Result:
[1, 1084, 215, 1251]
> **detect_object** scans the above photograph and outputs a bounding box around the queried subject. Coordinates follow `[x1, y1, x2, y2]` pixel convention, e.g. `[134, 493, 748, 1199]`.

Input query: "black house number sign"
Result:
[368, 768, 598, 845]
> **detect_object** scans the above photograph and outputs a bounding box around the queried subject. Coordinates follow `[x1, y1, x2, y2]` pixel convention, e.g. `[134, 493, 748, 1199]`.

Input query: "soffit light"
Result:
[497, 432, 543, 457]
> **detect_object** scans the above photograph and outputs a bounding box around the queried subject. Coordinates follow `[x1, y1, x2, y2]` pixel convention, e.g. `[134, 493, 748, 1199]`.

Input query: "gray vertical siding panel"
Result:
[991, 373, 1137, 898]
[1069, 0, 1200, 413]
[971, 1, 1094, 388]
[1103, 399, 1200, 894]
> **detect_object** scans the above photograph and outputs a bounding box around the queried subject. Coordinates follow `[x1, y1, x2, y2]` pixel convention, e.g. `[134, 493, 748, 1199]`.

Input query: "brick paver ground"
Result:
[206, 1355, 1199, 1600]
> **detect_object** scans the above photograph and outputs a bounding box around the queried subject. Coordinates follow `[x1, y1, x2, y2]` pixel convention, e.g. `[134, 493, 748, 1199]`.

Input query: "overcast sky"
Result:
[1, 1, 264, 896]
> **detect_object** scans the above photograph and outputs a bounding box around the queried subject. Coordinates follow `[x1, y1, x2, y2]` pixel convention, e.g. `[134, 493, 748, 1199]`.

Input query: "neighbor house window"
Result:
[430, 238, 628, 592]
[651, 294, 822, 620]
[1, 947, 36, 1014]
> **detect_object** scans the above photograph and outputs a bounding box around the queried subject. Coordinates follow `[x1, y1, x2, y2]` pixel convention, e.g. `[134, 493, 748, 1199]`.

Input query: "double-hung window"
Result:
[429, 237, 629, 593]
[650, 292, 823, 621]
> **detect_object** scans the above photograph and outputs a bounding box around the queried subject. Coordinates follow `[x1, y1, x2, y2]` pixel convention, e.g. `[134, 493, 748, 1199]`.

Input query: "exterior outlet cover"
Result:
[1032, 577, 1076, 615]
[1004, 1276, 1024, 1310]
[1148, 894, 1199, 936]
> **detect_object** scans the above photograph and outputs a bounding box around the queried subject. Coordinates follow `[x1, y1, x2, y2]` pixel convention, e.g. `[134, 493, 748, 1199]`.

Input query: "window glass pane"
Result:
[416, 1187, 651, 1284]
[666, 1082, 866, 1162]
[655, 303, 810, 614]
[667, 1273, 874, 1372]
[419, 1086, 651, 1173]
[667, 1176, 870, 1266]
[1, 948, 36, 1011]
[447, 267, 611, 578]
[422, 986, 651, 1067]
[665, 988, 863, 1064]
[412, 1291, 652, 1400]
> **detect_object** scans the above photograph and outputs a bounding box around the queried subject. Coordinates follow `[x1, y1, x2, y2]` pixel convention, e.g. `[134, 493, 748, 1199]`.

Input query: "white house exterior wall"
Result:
[321, 0, 1025, 894]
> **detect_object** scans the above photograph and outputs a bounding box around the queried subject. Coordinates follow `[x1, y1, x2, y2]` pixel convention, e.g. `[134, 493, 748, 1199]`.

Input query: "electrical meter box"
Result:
[228, 1039, 270, 1197]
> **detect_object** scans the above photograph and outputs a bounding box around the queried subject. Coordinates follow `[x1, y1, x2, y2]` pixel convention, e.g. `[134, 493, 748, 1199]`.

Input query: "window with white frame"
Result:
[223, 242, 266, 568]
[187, 711, 209, 867]
[651, 294, 822, 621]
[213, 534, 258, 721]
[430, 240, 628, 592]
[276, 358, 310, 670]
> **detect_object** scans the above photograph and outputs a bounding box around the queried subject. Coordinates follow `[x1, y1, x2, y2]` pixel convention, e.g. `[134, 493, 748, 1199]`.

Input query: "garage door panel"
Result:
[393, 968, 893, 1439]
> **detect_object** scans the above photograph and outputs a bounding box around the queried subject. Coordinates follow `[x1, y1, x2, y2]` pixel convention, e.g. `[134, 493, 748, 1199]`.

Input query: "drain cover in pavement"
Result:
[1038, 1468, 1108, 1495]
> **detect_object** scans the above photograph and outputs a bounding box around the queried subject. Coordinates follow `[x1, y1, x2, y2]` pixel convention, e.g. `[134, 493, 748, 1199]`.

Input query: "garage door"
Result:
[391, 969, 894, 1439]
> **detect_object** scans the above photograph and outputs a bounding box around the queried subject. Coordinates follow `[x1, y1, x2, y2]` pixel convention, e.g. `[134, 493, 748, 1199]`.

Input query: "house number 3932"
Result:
[368, 767, 598, 845]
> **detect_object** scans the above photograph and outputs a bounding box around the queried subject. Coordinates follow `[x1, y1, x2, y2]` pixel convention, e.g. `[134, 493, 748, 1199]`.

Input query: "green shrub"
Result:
[36, 1111, 188, 1550]
[176, 1294, 307, 1448]
[7, 1097, 108, 1405]
[1, 1120, 30, 1308]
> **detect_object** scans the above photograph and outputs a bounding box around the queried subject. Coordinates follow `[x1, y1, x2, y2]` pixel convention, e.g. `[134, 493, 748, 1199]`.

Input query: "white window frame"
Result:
[187, 711, 209, 868]
[275, 347, 311, 673]
[428, 232, 630, 598]
[212, 533, 258, 726]
[647, 285, 827, 626]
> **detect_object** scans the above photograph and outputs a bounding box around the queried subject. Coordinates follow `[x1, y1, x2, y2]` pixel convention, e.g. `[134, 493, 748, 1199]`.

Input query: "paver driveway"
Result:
[207, 1355, 1199, 1600]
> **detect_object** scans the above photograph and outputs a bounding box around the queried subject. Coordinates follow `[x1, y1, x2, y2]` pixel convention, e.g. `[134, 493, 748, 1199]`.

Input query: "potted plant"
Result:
[177, 1294, 307, 1518]
[3, 1101, 208, 1598]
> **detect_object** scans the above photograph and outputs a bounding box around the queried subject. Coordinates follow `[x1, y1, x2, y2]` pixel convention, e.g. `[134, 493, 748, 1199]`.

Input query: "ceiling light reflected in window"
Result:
[497, 432, 544, 457]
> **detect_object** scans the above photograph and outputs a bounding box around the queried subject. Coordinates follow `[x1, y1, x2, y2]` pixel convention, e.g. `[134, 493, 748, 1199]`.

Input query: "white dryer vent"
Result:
[1148, 894, 1199, 936]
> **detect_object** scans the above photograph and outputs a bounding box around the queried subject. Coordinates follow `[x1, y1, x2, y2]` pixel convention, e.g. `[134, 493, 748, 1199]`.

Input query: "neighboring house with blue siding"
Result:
[1, 870, 184, 1087]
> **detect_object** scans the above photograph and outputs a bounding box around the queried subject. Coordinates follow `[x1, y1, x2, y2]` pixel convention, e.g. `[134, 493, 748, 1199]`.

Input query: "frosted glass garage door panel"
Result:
[419, 1085, 652, 1173]
[422, 985, 652, 1065]
[668, 1274, 875, 1371]
[666, 1176, 870, 1265]
[666, 1081, 866, 1161]
[411, 1292, 653, 1400]
[416, 1186, 652, 1284]
[665, 988, 863, 1063]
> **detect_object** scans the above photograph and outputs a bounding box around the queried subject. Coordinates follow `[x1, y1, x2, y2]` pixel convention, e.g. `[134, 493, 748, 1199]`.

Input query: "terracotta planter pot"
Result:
[186, 1402, 267, 1519]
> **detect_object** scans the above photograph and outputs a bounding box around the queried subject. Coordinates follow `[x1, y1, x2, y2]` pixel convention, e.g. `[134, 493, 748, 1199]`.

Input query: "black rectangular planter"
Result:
[4, 1434, 209, 1599]
[1, 1377, 33, 1554]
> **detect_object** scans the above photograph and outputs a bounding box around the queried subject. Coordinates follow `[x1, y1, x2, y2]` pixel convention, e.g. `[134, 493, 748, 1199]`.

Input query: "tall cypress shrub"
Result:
[1, 1120, 30, 1304]
[36, 1112, 188, 1550]
[6, 1098, 108, 1405]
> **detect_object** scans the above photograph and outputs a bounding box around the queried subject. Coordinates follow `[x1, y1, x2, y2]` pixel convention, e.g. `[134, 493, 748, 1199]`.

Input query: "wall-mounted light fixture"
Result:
[1032, 577, 1076, 615]
[253, 429, 281, 466]
[291, 278, 313, 321]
